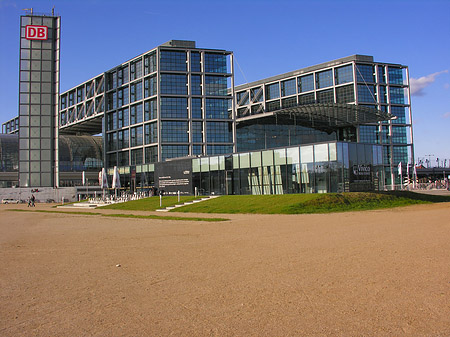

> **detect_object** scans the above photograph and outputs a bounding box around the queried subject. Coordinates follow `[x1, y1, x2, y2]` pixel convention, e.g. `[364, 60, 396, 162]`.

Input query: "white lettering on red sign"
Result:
[25, 25, 48, 40]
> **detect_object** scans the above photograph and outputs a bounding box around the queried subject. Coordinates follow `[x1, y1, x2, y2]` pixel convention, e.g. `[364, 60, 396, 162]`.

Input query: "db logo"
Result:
[25, 25, 48, 40]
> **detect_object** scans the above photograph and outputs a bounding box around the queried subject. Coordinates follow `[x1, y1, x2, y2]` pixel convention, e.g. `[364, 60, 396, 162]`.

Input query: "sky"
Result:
[0, 0, 449, 166]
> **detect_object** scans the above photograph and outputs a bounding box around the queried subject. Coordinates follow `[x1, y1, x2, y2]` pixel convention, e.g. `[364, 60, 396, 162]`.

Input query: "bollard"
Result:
[62, 196, 64, 205]
[178, 190, 180, 203]
[160, 193, 162, 208]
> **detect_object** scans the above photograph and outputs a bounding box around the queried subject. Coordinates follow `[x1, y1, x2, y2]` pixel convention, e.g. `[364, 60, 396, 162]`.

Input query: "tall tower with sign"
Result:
[18, 11, 60, 187]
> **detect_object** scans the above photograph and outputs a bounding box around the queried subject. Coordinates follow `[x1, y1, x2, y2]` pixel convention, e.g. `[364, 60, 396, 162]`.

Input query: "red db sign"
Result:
[25, 25, 48, 40]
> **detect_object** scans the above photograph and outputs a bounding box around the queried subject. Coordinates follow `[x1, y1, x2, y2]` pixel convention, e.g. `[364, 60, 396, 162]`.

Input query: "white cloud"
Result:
[410, 70, 448, 96]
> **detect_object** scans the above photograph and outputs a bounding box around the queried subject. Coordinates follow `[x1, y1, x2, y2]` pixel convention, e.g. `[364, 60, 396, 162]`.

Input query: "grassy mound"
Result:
[171, 191, 450, 214]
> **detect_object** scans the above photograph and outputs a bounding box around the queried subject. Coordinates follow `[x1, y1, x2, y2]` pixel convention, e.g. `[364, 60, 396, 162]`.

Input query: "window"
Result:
[281, 97, 297, 108]
[192, 121, 203, 142]
[298, 74, 314, 93]
[356, 64, 375, 83]
[250, 87, 263, 103]
[191, 75, 202, 95]
[130, 81, 142, 103]
[207, 145, 233, 156]
[160, 97, 188, 118]
[359, 125, 378, 143]
[191, 98, 202, 119]
[389, 87, 405, 104]
[145, 146, 158, 163]
[130, 104, 143, 125]
[118, 108, 129, 128]
[388, 67, 403, 85]
[299, 93, 315, 105]
[161, 145, 189, 161]
[266, 100, 280, 112]
[160, 50, 187, 71]
[144, 52, 157, 75]
[117, 66, 129, 87]
[281, 79, 296, 97]
[376, 86, 387, 103]
[160, 74, 187, 95]
[161, 121, 188, 142]
[118, 129, 129, 149]
[336, 84, 354, 103]
[205, 53, 227, 73]
[391, 106, 406, 124]
[117, 87, 129, 107]
[316, 70, 333, 89]
[316, 89, 334, 103]
[131, 148, 143, 165]
[357, 84, 376, 103]
[378, 66, 386, 83]
[144, 75, 157, 97]
[205, 76, 227, 96]
[335, 65, 353, 85]
[205, 98, 230, 119]
[144, 122, 158, 144]
[237, 91, 249, 106]
[391, 126, 407, 144]
[130, 59, 143, 81]
[265, 83, 280, 100]
[131, 126, 143, 147]
[206, 122, 232, 143]
[191, 52, 201, 72]
[144, 99, 157, 120]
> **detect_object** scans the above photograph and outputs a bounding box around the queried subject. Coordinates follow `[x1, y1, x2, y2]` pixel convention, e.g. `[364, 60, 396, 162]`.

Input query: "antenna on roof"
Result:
[52, 6, 55, 16]
[22, 8, 33, 15]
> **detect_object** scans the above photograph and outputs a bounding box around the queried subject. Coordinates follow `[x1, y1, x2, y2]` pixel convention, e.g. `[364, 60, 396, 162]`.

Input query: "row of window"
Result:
[238, 64, 406, 106]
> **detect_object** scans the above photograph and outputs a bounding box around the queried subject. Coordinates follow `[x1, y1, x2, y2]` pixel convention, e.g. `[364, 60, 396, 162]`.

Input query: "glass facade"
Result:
[192, 142, 384, 195]
[18, 15, 60, 187]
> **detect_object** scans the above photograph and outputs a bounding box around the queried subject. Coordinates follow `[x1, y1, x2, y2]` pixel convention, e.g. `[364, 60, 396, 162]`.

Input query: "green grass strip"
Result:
[7, 209, 228, 222]
[171, 191, 450, 214]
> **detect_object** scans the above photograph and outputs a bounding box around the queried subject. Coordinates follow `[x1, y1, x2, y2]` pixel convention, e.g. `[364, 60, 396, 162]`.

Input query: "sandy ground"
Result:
[1, 202, 450, 336]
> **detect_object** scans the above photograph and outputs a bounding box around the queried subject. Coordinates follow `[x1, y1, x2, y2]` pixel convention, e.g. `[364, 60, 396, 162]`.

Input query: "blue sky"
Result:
[1, 0, 449, 165]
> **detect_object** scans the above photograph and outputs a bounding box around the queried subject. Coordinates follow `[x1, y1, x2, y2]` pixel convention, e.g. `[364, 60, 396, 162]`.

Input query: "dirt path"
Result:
[1, 203, 450, 336]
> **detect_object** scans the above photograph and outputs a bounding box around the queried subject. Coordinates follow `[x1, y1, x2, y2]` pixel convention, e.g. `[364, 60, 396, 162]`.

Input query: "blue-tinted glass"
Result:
[299, 93, 315, 105]
[389, 87, 405, 104]
[356, 64, 375, 83]
[207, 145, 233, 156]
[391, 126, 407, 144]
[161, 145, 189, 161]
[378, 66, 386, 83]
[160, 74, 187, 95]
[130, 81, 142, 103]
[357, 84, 376, 103]
[392, 146, 408, 164]
[205, 98, 230, 119]
[388, 67, 403, 85]
[298, 74, 314, 93]
[191, 52, 201, 72]
[193, 145, 203, 155]
[192, 121, 203, 142]
[206, 121, 232, 143]
[205, 53, 227, 73]
[237, 91, 249, 105]
[359, 125, 378, 143]
[131, 126, 143, 147]
[281, 79, 296, 97]
[160, 51, 187, 71]
[391, 106, 406, 124]
[145, 146, 158, 163]
[191, 98, 202, 119]
[335, 65, 353, 85]
[378, 86, 387, 103]
[316, 70, 333, 89]
[205, 76, 227, 96]
[160, 97, 188, 118]
[191, 75, 202, 95]
[161, 121, 188, 142]
[265, 83, 280, 100]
